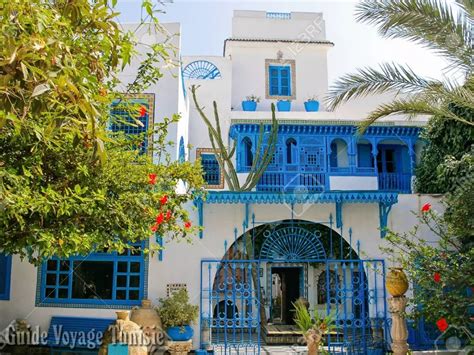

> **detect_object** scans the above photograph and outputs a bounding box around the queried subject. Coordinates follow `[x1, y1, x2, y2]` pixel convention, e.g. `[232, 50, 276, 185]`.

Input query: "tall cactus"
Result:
[191, 85, 278, 191]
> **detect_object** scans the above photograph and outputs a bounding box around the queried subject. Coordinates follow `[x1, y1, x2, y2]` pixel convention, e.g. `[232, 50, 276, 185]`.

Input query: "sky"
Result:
[116, 0, 449, 86]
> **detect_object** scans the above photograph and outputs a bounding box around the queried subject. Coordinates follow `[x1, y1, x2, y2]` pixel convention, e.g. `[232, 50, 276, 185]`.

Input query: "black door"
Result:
[272, 267, 301, 325]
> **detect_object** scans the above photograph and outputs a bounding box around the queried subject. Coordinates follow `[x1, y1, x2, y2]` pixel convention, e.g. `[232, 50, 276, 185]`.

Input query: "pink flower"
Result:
[184, 221, 192, 229]
[156, 213, 164, 225]
[160, 195, 168, 206]
[148, 173, 157, 185]
[436, 318, 448, 332]
[433, 272, 441, 283]
[421, 203, 431, 213]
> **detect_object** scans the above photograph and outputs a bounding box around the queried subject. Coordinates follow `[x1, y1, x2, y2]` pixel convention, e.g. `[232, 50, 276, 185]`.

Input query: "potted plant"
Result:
[304, 95, 320, 112]
[293, 299, 335, 355]
[277, 99, 291, 112]
[156, 289, 199, 341]
[242, 95, 260, 111]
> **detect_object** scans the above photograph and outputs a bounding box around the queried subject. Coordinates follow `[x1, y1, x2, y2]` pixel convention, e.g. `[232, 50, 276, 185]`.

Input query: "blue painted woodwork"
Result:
[269, 66, 291, 97]
[167, 325, 194, 341]
[259, 226, 326, 260]
[379, 202, 393, 238]
[329, 142, 338, 168]
[335, 201, 343, 228]
[276, 100, 291, 111]
[46, 316, 114, 348]
[357, 143, 373, 168]
[242, 100, 257, 111]
[304, 100, 320, 112]
[37, 242, 146, 307]
[193, 197, 204, 239]
[110, 99, 150, 154]
[178, 136, 185, 162]
[0, 253, 12, 300]
[201, 153, 220, 185]
[182, 60, 221, 79]
[156, 235, 164, 261]
[266, 12, 291, 19]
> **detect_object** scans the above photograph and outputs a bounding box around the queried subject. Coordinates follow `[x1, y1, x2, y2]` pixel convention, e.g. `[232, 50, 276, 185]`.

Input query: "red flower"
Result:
[433, 272, 441, 283]
[166, 210, 172, 220]
[150, 224, 158, 232]
[148, 173, 157, 185]
[156, 213, 164, 225]
[160, 195, 168, 205]
[421, 203, 432, 213]
[139, 106, 147, 117]
[436, 318, 448, 332]
[184, 221, 192, 229]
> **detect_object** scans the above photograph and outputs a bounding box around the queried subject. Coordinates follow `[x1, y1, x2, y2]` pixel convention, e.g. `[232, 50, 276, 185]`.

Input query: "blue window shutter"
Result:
[330, 142, 338, 167]
[0, 253, 12, 300]
[357, 144, 373, 168]
[201, 154, 220, 185]
[269, 65, 291, 97]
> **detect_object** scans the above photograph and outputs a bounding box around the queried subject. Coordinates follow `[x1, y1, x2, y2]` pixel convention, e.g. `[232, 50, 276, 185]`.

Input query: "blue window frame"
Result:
[0, 253, 12, 300]
[242, 137, 253, 168]
[329, 142, 338, 167]
[38, 242, 146, 307]
[269, 65, 291, 96]
[286, 138, 297, 164]
[179, 136, 186, 163]
[110, 98, 150, 154]
[201, 154, 220, 186]
[357, 144, 374, 168]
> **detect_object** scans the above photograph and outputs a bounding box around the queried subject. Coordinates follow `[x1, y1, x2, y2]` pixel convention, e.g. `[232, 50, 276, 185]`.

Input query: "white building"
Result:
[0, 10, 442, 354]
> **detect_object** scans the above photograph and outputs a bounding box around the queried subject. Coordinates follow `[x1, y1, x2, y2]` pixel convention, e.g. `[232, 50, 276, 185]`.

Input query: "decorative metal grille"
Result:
[182, 60, 221, 80]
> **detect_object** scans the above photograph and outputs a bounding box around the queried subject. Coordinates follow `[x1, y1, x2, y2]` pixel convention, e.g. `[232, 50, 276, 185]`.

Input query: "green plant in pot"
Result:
[293, 299, 335, 355]
[156, 289, 198, 341]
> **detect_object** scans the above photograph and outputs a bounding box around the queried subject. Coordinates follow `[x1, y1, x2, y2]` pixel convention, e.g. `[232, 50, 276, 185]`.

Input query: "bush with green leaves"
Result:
[156, 289, 199, 329]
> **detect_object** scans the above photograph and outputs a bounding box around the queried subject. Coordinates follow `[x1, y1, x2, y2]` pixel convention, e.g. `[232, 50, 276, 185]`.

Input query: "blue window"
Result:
[0, 253, 12, 300]
[38, 242, 146, 306]
[330, 142, 338, 167]
[357, 144, 374, 168]
[269, 65, 291, 96]
[286, 138, 297, 164]
[242, 137, 253, 168]
[201, 154, 220, 186]
[110, 99, 150, 154]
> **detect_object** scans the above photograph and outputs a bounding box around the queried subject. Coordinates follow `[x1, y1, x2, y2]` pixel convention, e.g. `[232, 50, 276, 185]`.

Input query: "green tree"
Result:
[326, 0, 473, 131]
[0, 0, 204, 262]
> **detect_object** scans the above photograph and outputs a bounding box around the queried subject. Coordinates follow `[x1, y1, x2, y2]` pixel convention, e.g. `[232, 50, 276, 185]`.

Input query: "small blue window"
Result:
[269, 65, 291, 96]
[110, 99, 150, 154]
[38, 242, 146, 306]
[201, 154, 220, 186]
[286, 138, 297, 164]
[243, 137, 253, 168]
[0, 253, 12, 300]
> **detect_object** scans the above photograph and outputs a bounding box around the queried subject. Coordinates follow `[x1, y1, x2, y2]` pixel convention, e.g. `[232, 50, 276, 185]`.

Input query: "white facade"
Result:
[1, 11, 442, 352]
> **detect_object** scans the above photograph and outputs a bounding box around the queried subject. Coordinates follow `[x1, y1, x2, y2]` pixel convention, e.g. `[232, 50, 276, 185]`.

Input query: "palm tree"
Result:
[326, 0, 473, 132]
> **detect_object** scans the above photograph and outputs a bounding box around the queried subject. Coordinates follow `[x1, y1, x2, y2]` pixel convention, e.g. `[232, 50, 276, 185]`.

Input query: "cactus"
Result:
[191, 85, 278, 191]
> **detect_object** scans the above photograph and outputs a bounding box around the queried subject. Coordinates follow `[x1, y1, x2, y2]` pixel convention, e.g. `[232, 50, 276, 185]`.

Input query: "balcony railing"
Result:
[257, 172, 326, 192]
[378, 173, 412, 193]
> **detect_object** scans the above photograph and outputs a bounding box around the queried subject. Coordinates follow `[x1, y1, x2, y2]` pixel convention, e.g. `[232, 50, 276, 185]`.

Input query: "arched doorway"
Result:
[201, 219, 387, 353]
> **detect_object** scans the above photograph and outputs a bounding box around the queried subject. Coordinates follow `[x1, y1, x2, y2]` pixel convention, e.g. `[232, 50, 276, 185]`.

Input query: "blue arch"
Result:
[182, 60, 221, 79]
[259, 226, 326, 260]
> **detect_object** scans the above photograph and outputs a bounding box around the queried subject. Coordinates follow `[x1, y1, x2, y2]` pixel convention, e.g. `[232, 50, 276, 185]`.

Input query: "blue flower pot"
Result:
[304, 100, 320, 112]
[242, 100, 257, 111]
[277, 100, 291, 112]
[166, 325, 194, 341]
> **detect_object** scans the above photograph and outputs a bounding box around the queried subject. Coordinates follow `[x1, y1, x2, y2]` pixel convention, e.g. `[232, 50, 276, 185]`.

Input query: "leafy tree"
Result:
[382, 205, 474, 331]
[0, 0, 204, 263]
[326, 0, 473, 131]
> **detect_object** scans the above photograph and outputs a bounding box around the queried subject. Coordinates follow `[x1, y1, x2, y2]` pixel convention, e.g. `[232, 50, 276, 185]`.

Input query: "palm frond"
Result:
[326, 62, 434, 110]
[356, 0, 473, 73]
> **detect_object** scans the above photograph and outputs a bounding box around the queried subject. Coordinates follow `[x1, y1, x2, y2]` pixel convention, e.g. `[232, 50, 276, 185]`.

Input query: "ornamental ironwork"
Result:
[182, 60, 221, 80]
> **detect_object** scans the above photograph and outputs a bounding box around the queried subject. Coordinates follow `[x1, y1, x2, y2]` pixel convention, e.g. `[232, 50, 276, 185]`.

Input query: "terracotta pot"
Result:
[130, 299, 163, 331]
[116, 310, 130, 321]
[386, 267, 409, 297]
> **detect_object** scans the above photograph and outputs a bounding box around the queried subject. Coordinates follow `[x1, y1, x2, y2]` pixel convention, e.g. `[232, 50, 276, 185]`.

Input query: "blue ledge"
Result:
[204, 190, 398, 205]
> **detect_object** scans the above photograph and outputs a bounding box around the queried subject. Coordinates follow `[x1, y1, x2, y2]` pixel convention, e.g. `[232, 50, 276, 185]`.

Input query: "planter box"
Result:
[166, 325, 194, 341]
[242, 100, 257, 111]
[277, 100, 291, 112]
[304, 100, 320, 112]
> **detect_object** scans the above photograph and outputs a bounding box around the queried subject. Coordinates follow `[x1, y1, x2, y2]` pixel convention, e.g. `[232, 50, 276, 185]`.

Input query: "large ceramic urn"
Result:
[386, 267, 409, 297]
[130, 299, 163, 331]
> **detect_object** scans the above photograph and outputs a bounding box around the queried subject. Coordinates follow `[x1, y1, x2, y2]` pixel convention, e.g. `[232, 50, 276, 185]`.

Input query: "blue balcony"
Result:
[257, 172, 326, 192]
[378, 173, 412, 193]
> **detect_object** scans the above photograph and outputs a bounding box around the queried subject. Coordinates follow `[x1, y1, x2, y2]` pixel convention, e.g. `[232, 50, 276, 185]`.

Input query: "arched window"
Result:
[213, 300, 239, 320]
[286, 138, 297, 164]
[317, 270, 339, 304]
[330, 142, 338, 167]
[182, 60, 221, 80]
[242, 137, 253, 167]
